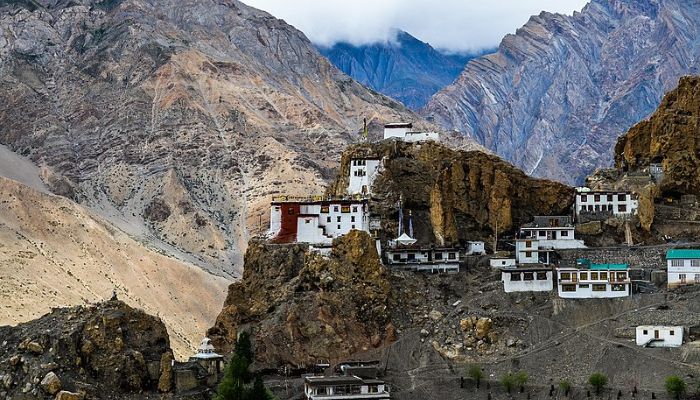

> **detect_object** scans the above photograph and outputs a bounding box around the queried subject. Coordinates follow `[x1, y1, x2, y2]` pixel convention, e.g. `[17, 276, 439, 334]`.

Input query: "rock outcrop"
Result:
[329, 141, 574, 247]
[208, 231, 393, 368]
[0, 300, 173, 399]
[615, 76, 700, 197]
[0, 0, 418, 276]
[424, 0, 700, 185]
[319, 30, 476, 110]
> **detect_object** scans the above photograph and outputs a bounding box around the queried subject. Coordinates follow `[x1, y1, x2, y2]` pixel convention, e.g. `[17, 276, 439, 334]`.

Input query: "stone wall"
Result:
[557, 246, 669, 270]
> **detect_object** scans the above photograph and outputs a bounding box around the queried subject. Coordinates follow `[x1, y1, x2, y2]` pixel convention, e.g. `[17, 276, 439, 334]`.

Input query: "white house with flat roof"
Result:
[384, 247, 461, 273]
[490, 258, 516, 269]
[575, 190, 638, 220]
[666, 249, 700, 289]
[501, 267, 553, 293]
[466, 241, 485, 255]
[557, 259, 631, 298]
[348, 158, 382, 196]
[383, 122, 439, 143]
[516, 216, 586, 265]
[636, 326, 683, 347]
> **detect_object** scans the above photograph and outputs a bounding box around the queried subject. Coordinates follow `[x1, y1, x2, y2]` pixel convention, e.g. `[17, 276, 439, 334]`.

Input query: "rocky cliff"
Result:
[328, 142, 574, 247]
[319, 30, 476, 110]
[424, 0, 700, 185]
[615, 76, 700, 197]
[208, 231, 395, 367]
[0, 300, 174, 399]
[0, 0, 419, 276]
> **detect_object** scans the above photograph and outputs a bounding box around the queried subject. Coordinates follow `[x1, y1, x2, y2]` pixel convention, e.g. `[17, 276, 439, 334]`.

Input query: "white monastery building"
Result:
[304, 361, 390, 400]
[383, 122, 439, 143]
[348, 158, 382, 196]
[666, 249, 700, 289]
[575, 188, 638, 220]
[557, 259, 631, 298]
[268, 198, 369, 245]
[384, 246, 461, 273]
[490, 258, 516, 269]
[636, 326, 683, 348]
[501, 267, 553, 293]
[515, 216, 586, 264]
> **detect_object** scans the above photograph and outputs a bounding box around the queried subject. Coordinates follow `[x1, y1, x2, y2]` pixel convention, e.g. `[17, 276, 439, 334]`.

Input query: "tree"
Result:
[515, 371, 528, 391]
[235, 331, 254, 365]
[559, 379, 572, 397]
[589, 373, 608, 395]
[666, 376, 687, 399]
[501, 372, 516, 393]
[467, 364, 484, 388]
[248, 375, 274, 400]
[214, 354, 250, 400]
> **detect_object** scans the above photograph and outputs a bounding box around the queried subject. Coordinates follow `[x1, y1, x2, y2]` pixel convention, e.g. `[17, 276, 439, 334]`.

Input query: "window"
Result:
[407, 253, 416, 261]
[305, 219, 310, 224]
[341, 206, 351, 213]
[525, 251, 532, 258]
[600, 272, 608, 280]
[351, 216, 356, 222]
[607, 194, 613, 201]
[670, 330, 675, 336]
[435, 252, 443, 260]
[579, 284, 589, 288]
[592, 284, 607, 291]
[561, 230, 569, 237]
[581, 194, 587, 202]
[393, 254, 401, 261]
[326, 216, 331, 223]
[536, 272, 547, 280]
[351, 225, 356, 229]
[588, 205, 593, 211]
[594, 194, 601, 202]
[590, 272, 599, 280]
[448, 252, 457, 260]
[680, 273, 687, 283]
[368, 385, 378, 393]
[618, 204, 627, 213]
[618, 194, 626, 201]
[616, 272, 627, 281]
[352, 206, 358, 212]
[320, 206, 329, 213]
[523, 272, 534, 281]
[643, 330, 648, 335]
[337, 216, 341, 222]
[692, 259, 700, 267]
[525, 240, 532, 248]
[611, 284, 625, 291]
[539, 231, 547, 237]
[560, 272, 571, 280]
[671, 259, 684, 267]
[510, 273, 522, 281]
[337, 224, 341, 230]
[333, 206, 339, 212]
[695, 274, 700, 283]
[580, 272, 588, 280]
[561, 284, 576, 292]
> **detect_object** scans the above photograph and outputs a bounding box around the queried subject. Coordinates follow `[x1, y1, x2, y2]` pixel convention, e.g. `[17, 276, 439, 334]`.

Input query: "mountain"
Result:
[423, 0, 700, 184]
[0, 0, 422, 277]
[319, 30, 477, 110]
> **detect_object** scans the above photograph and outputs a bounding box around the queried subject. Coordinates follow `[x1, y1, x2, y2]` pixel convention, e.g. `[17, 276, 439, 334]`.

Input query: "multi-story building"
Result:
[515, 216, 586, 264]
[556, 259, 631, 298]
[348, 158, 382, 196]
[666, 249, 700, 288]
[268, 198, 369, 245]
[575, 189, 638, 221]
[501, 267, 553, 293]
[303, 361, 390, 400]
[383, 122, 439, 142]
[384, 247, 461, 273]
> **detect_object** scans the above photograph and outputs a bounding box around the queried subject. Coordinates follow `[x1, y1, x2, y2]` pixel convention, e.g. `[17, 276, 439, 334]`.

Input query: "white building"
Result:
[268, 199, 369, 245]
[515, 216, 586, 265]
[636, 326, 683, 347]
[348, 158, 382, 196]
[304, 376, 390, 400]
[490, 258, 516, 269]
[501, 267, 553, 293]
[383, 122, 439, 143]
[384, 247, 461, 273]
[666, 249, 700, 289]
[575, 190, 638, 220]
[557, 259, 631, 298]
[466, 241, 485, 255]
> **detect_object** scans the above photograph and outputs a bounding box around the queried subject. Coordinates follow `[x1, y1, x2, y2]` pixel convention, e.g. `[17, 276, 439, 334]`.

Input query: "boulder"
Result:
[475, 318, 493, 339]
[26, 341, 44, 354]
[40, 372, 62, 395]
[158, 351, 174, 393]
[55, 390, 84, 400]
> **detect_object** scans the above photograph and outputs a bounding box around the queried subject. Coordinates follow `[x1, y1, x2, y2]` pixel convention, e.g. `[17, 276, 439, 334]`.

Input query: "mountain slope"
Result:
[424, 0, 700, 184]
[320, 30, 476, 110]
[0, 0, 419, 276]
[0, 176, 229, 358]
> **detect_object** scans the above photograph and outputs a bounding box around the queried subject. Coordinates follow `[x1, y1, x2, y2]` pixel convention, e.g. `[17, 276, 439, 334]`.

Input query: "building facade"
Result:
[666, 249, 700, 289]
[348, 158, 382, 196]
[501, 267, 553, 293]
[490, 258, 516, 269]
[466, 241, 486, 255]
[268, 199, 369, 245]
[303, 376, 390, 400]
[384, 247, 461, 273]
[636, 326, 683, 347]
[383, 122, 439, 142]
[557, 259, 631, 298]
[515, 216, 586, 265]
[575, 189, 638, 220]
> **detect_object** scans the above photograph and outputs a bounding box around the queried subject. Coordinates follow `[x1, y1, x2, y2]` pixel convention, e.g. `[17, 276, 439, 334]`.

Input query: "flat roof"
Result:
[304, 376, 362, 385]
[271, 199, 367, 206]
[590, 263, 629, 270]
[666, 249, 700, 259]
[501, 267, 552, 272]
[385, 122, 412, 128]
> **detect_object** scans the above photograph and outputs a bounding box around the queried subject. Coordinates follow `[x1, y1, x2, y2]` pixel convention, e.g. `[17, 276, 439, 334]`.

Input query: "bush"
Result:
[559, 379, 572, 396]
[666, 376, 687, 399]
[515, 371, 528, 388]
[501, 372, 517, 393]
[467, 365, 484, 388]
[588, 373, 608, 395]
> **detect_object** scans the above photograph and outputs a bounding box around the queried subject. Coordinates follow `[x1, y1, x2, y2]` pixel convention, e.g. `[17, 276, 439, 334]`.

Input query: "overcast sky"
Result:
[242, 0, 589, 53]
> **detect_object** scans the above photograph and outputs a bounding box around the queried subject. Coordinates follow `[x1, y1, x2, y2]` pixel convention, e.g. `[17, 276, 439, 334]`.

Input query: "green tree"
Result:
[588, 373, 608, 395]
[515, 371, 528, 391]
[559, 379, 572, 396]
[501, 372, 516, 393]
[235, 331, 254, 365]
[214, 354, 250, 400]
[248, 375, 274, 400]
[467, 364, 484, 388]
[666, 376, 687, 399]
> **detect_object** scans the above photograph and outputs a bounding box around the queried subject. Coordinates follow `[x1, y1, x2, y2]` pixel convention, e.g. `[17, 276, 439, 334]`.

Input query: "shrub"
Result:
[588, 373, 608, 395]
[515, 371, 528, 389]
[666, 376, 687, 399]
[467, 364, 484, 388]
[559, 379, 572, 396]
[501, 372, 517, 393]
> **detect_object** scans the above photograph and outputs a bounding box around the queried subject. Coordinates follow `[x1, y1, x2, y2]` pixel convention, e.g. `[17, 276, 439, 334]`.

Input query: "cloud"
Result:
[241, 0, 589, 52]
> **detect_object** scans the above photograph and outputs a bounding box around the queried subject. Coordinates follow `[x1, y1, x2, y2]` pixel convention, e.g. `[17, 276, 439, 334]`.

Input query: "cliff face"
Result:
[615, 76, 700, 197]
[0, 0, 416, 275]
[424, 0, 700, 185]
[319, 30, 475, 110]
[208, 231, 394, 367]
[0, 300, 173, 399]
[329, 142, 574, 246]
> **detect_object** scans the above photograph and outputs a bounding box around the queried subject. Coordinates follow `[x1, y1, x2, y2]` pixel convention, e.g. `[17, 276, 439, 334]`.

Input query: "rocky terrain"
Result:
[0, 300, 175, 399]
[424, 0, 700, 185]
[0, 0, 426, 277]
[319, 30, 476, 110]
[0, 176, 229, 358]
[328, 141, 574, 248]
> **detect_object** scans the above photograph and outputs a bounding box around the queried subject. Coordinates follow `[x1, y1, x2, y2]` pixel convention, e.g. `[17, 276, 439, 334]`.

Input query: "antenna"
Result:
[408, 210, 414, 238]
